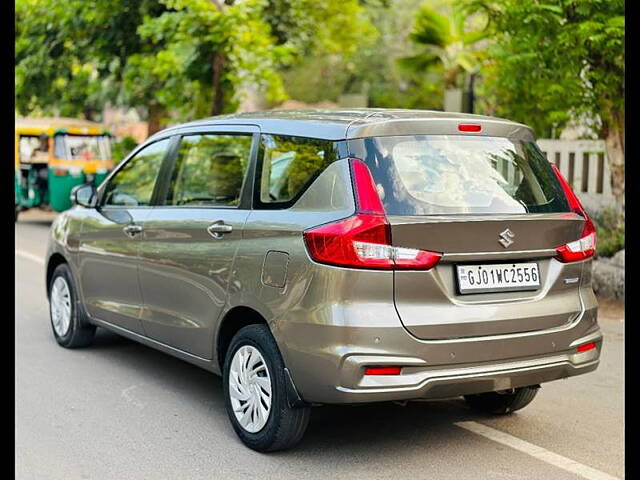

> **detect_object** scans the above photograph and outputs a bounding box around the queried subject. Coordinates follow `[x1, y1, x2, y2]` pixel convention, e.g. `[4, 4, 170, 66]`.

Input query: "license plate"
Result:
[456, 262, 540, 294]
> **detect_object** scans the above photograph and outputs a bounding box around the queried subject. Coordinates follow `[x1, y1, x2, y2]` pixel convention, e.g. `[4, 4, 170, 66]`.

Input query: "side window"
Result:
[165, 134, 251, 207]
[257, 134, 335, 206]
[102, 138, 170, 207]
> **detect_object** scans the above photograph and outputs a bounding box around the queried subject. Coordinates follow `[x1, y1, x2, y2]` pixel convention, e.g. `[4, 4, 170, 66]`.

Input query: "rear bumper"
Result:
[333, 332, 601, 403]
[277, 286, 601, 404]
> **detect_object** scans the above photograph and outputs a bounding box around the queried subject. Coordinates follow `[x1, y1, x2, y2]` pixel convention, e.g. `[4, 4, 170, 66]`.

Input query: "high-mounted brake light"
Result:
[303, 159, 442, 270]
[458, 123, 482, 132]
[551, 165, 597, 263]
[364, 366, 402, 375]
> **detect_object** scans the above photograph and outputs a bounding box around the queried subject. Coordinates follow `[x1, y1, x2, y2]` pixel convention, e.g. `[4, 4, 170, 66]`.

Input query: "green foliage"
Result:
[16, 0, 376, 126]
[464, 0, 624, 138]
[111, 136, 139, 163]
[15, 0, 101, 118]
[400, 2, 488, 89]
[591, 206, 624, 257]
[280, 0, 443, 110]
[263, 0, 376, 57]
[124, 0, 291, 120]
[15, 0, 167, 119]
[596, 225, 625, 258]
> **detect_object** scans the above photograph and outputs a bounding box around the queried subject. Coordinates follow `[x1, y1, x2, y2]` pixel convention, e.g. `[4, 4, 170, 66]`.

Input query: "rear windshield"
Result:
[353, 135, 570, 215]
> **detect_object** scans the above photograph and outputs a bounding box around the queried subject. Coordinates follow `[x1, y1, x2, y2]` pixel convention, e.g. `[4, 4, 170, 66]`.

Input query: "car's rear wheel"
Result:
[464, 386, 539, 415]
[48, 263, 96, 348]
[223, 324, 310, 452]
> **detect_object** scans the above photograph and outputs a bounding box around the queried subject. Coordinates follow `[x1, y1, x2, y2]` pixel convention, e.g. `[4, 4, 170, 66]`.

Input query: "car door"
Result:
[77, 137, 175, 334]
[137, 127, 257, 358]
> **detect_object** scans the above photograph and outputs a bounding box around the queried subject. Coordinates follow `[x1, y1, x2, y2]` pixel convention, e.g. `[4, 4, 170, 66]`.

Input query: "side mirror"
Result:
[71, 184, 97, 208]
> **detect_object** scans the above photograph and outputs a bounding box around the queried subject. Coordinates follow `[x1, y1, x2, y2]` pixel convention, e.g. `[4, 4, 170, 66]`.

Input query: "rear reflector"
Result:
[303, 159, 442, 270]
[458, 123, 482, 132]
[364, 366, 402, 375]
[551, 165, 597, 263]
[576, 342, 596, 353]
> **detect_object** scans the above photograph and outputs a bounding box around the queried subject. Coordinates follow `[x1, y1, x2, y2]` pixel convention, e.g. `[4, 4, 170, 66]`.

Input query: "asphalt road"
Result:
[15, 210, 625, 480]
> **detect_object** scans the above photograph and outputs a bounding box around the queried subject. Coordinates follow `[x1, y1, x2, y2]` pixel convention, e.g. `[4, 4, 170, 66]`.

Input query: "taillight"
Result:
[551, 165, 597, 263]
[303, 159, 442, 270]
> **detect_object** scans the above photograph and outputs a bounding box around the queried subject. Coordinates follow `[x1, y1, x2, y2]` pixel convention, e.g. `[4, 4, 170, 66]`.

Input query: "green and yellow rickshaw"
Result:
[15, 117, 114, 221]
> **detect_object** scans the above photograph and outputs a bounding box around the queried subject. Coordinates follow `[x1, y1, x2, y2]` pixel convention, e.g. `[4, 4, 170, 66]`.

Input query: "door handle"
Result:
[207, 221, 233, 239]
[123, 224, 143, 238]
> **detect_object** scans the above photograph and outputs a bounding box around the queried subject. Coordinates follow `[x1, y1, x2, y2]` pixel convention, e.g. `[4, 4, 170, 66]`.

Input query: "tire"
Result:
[48, 263, 96, 348]
[464, 386, 539, 415]
[223, 324, 310, 452]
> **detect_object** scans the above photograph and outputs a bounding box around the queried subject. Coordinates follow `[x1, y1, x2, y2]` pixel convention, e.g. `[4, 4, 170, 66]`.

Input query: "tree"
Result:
[16, 0, 168, 125]
[279, 0, 443, 110]
[399, 2, 488, 94]
[465, 0, 625, 214]
[15, 0, 104, 119]
[124, 0, 291, 125]
[16, 0, 376, 135]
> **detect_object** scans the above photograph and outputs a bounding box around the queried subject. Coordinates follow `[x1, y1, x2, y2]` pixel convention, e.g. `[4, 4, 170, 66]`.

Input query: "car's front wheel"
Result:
[48, 263, 96, 348]
[464, 386, 539, 415]
[223, 324, 310, 452]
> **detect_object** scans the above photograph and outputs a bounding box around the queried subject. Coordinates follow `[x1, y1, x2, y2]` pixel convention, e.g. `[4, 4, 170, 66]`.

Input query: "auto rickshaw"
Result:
[15, 117, 114, 221]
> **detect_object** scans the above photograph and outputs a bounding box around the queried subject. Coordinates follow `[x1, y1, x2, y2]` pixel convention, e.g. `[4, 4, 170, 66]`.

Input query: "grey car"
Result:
[46, 109, 601, 452]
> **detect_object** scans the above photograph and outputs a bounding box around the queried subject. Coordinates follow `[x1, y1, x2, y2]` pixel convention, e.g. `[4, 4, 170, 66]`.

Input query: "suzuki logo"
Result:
[498, 228, 515, 248]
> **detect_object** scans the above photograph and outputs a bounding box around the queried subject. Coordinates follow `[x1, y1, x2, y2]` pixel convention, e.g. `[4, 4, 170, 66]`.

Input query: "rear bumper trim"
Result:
[334, 339, 601, 403]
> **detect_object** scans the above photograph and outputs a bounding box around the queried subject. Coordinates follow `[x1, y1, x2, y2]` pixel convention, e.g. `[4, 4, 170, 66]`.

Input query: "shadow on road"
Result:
[88, 329, 496, 454]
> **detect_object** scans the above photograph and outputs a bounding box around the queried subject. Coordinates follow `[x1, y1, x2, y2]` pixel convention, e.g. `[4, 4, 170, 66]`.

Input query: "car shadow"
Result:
[88, 328, 502, 453]
[90, 328, 223, 400]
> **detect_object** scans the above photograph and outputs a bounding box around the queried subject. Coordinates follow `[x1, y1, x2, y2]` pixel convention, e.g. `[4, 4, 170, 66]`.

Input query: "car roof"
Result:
[152, 108, 532, 142]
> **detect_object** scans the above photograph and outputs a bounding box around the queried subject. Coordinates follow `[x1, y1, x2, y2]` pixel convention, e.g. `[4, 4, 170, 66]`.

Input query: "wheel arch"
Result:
[46, 252, 68, 299]
[215, 305, 308, 407]
[215, 306, 270, 371]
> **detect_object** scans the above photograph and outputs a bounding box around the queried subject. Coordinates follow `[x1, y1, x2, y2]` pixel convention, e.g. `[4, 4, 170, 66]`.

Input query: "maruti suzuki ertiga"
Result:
[46, 109, 601, 452]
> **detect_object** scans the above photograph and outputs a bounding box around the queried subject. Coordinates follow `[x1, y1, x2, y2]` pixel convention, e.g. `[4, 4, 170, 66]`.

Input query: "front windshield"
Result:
[54, 134, 112, 161]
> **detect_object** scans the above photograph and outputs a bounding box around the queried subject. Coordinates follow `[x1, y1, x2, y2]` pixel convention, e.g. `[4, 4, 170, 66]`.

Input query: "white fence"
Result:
[537, 139, 615, 213]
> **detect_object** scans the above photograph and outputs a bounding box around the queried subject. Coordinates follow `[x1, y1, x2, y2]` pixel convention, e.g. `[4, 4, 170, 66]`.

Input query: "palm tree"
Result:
[400, 3, 487, 110]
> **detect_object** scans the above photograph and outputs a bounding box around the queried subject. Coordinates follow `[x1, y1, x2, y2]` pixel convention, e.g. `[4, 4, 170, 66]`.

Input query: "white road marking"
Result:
[455, 421, 620, 480]
[15, 250, 45, 266]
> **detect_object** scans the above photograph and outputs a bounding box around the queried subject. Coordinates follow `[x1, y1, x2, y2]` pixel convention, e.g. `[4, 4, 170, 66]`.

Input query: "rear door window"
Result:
[255, 134, 337, 207]
[355, 135, 570, 215]
[164, 134, 252, 207]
